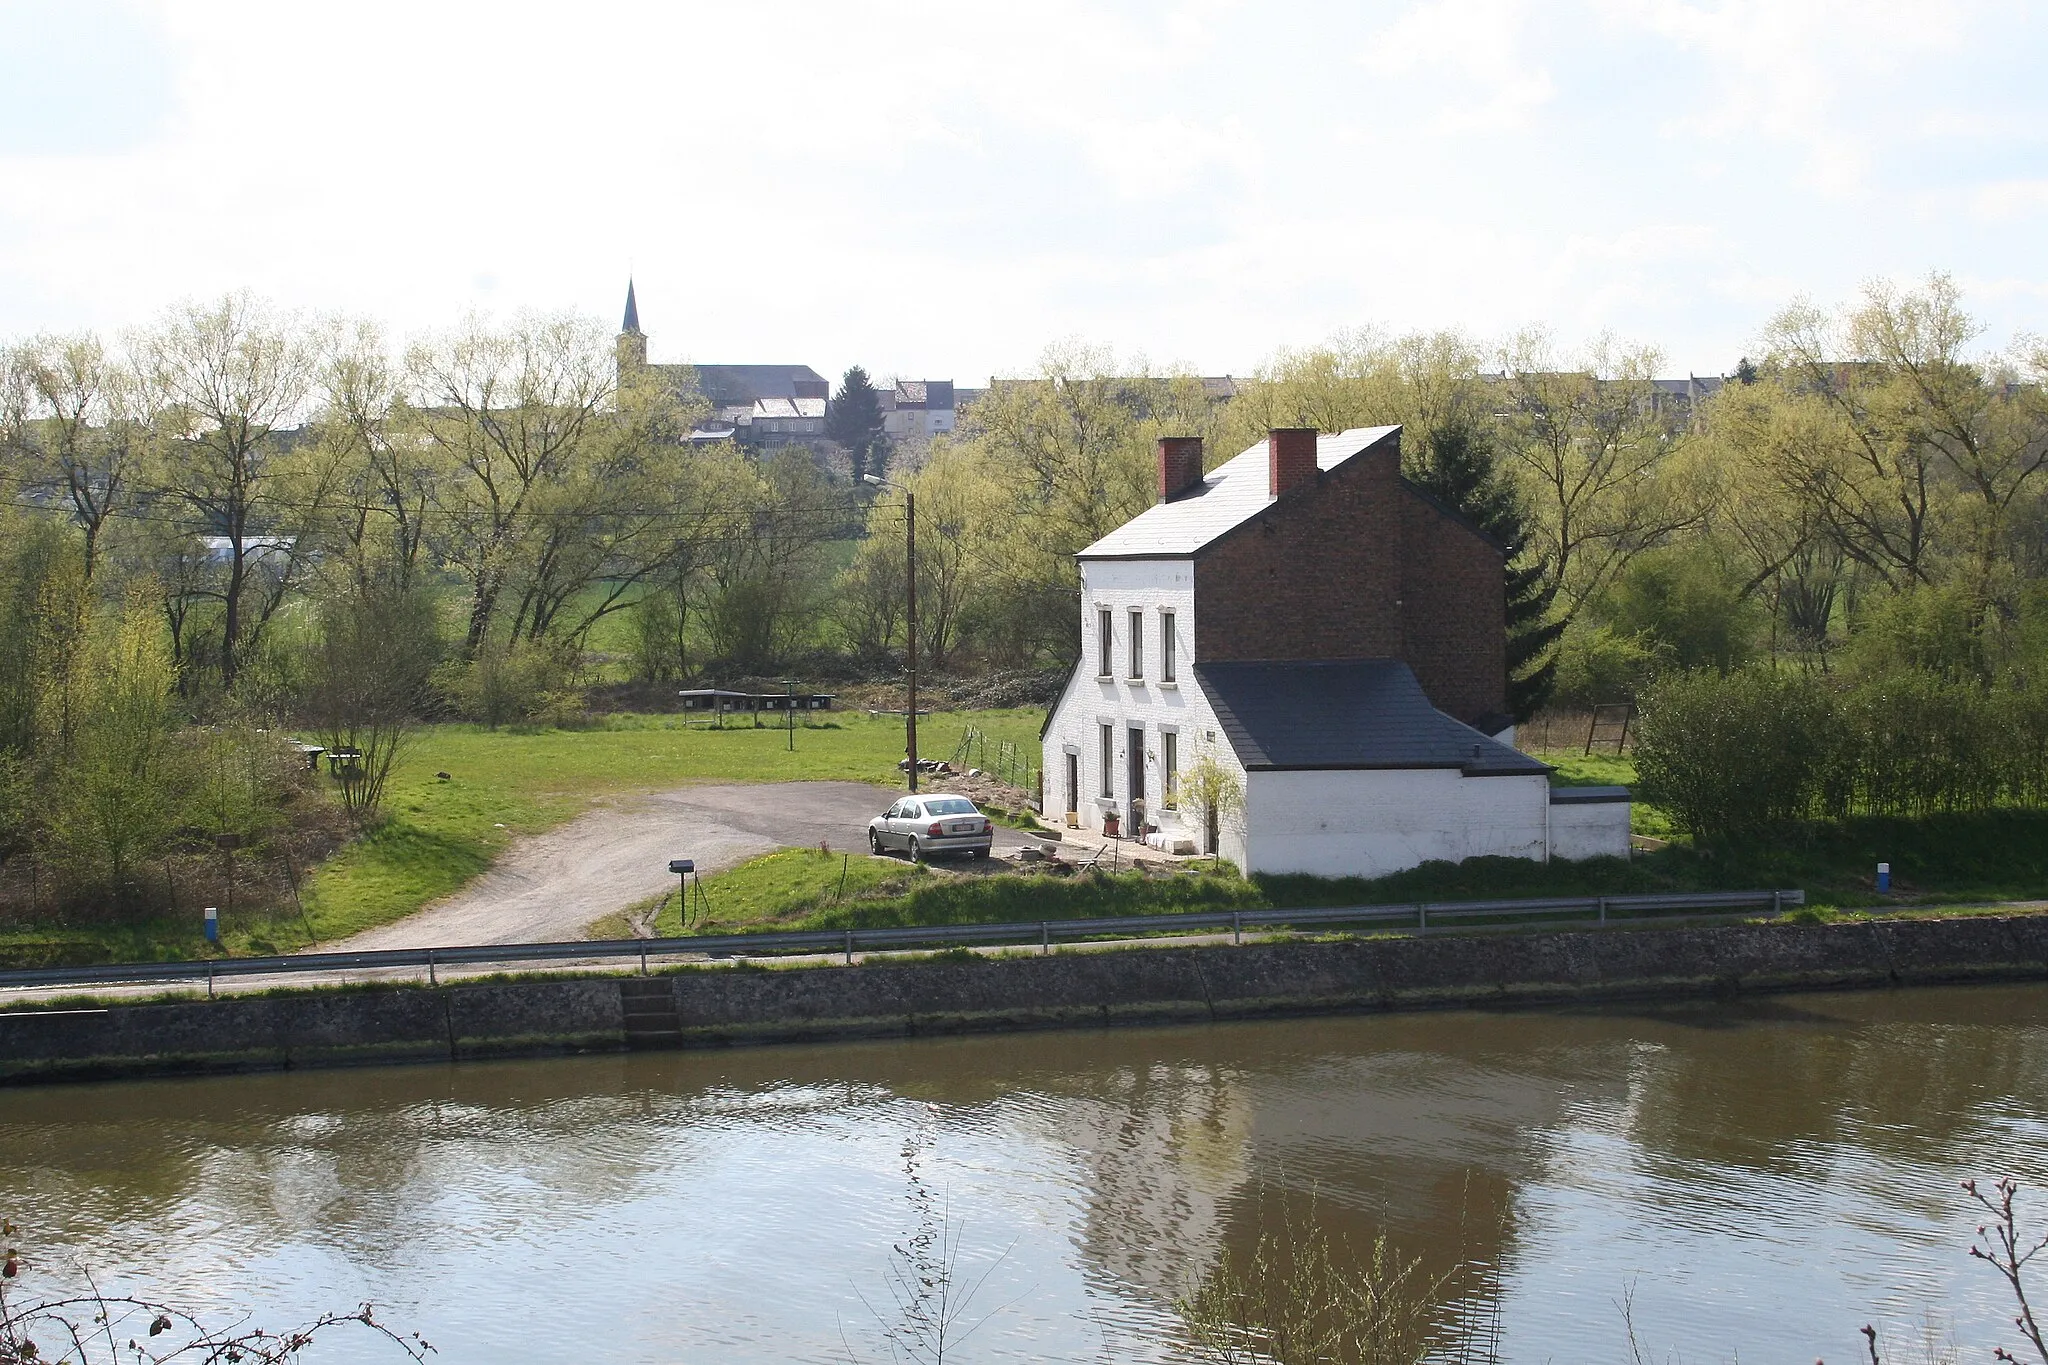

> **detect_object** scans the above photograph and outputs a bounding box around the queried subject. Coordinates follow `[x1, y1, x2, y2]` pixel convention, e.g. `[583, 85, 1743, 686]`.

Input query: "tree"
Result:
[828, 365, 887, 483]
[948, 344, 1217, 663]
[408, 312, 618, 654]
[317, 318, 434, 595]
[7, 333, 146, 579]
[39, 583, 183, 898]
[133, 293, 326, 693]
[306, 584, 442, 823]
[1495, 330, 1708, 620]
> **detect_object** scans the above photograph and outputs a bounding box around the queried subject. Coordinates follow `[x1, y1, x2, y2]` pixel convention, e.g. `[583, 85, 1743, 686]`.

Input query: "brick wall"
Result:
[1191, 432, 1506, 723]
[1398, 488, 1507, 723]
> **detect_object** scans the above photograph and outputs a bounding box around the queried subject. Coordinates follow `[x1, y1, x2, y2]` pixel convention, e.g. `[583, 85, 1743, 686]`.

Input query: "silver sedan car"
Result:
[868, 794, 994, 861]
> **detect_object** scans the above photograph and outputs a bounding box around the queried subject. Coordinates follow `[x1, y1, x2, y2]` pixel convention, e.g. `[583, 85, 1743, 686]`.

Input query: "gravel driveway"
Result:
[325, 781, 1037, 951]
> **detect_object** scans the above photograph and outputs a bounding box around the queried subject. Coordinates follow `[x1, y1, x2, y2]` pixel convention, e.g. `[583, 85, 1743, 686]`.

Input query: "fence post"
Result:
[1598, 897, 1607, 925]
[844, 930, 854, 965]
[1041, 921, 1050, 955]
[1418, 904, 1429, 933]
[640, 946, 648, 976]
[428, 949, 437, 987]
[1772, 890, 1783, 917]
[206, 960, 214, 1000]
[1232, 910, 1241, 946]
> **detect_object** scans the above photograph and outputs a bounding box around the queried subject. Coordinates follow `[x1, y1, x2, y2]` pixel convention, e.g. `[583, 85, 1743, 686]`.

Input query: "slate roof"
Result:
[692, 364, 831, 405]
[1079, 426, 1399, 559]
[1192, 659, 1550, 775]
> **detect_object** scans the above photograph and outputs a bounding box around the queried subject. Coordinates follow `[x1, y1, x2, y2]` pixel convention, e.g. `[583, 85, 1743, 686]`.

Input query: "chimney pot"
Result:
[1268, 428, 1319, 497]
[1157, 436, 1205, 502]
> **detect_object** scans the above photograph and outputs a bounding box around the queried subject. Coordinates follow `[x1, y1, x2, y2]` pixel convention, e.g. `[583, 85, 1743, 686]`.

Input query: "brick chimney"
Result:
[1157, 436, 1204, 502]
[1268, 428, 1319, 497]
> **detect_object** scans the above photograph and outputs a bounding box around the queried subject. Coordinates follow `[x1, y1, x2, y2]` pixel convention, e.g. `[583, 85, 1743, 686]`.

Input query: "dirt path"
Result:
[325, 781, 1037, 951]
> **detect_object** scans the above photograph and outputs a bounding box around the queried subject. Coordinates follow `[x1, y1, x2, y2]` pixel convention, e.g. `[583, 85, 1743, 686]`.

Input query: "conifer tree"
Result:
[827, 365, 887, 483]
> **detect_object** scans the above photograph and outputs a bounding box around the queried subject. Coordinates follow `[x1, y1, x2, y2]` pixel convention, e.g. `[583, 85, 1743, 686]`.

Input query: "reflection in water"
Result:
[4, 985, 2047, 1362]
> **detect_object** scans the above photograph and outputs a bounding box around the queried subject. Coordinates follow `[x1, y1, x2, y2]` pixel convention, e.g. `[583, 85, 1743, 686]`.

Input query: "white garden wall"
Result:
[1546, 793, 1632, 861]
[1241, 769, 1551, 878]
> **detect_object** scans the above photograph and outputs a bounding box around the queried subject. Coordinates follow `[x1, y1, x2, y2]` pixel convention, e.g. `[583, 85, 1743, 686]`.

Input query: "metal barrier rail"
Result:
[0, 888, 1806, 994]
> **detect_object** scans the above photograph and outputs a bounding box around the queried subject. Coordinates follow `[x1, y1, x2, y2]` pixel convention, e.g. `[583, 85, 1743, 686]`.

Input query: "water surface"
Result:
[7, 985, 2048, 1362]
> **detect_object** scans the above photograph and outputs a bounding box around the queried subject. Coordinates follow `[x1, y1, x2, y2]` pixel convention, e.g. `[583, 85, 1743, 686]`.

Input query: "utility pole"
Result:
[865, 475, 918, 791]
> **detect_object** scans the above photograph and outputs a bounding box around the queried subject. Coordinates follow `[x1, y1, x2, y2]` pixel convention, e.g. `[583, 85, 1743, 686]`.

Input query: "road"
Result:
[326, 781, 1039, 951]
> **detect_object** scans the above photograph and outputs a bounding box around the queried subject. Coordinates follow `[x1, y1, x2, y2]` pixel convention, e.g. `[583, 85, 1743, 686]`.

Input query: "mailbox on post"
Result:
[667, 859, 702, 928]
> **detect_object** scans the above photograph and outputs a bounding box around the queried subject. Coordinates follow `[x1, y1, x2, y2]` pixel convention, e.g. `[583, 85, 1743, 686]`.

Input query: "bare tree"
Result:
[133, 294, 325, 692]
[1496, 331, 1708, 619]
[406, 312, 615, 653]
[9, 334, 147, 579]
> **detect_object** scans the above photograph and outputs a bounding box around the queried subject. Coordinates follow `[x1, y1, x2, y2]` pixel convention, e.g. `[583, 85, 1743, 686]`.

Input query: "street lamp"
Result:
[863, 472, 918, 792]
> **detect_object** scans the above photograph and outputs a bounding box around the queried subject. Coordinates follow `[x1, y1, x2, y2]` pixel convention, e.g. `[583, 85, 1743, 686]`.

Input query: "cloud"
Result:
[1359, 0, 1556, 132]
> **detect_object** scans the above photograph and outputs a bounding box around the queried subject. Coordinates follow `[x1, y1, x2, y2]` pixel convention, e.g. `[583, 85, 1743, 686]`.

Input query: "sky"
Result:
[1, 0, 2046, 385]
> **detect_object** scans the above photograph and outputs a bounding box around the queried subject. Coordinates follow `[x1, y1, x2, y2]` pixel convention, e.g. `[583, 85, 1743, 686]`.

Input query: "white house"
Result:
[1039, 426, 1630, 877]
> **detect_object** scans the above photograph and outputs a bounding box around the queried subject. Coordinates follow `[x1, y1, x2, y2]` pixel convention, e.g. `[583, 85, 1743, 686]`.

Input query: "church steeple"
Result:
[616, 279, 647, 378]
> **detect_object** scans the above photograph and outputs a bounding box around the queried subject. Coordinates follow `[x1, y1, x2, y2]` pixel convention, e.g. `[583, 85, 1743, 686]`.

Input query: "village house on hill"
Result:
[1040, 426, 1630, 877]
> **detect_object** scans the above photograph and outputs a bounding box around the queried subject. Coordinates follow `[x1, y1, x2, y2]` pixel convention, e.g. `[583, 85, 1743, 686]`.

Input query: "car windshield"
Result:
[923, 798, 976, 815]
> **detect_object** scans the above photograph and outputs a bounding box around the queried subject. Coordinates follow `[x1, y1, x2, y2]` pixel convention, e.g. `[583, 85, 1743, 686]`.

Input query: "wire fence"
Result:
[0, 889, 1806, 994]
[949, 726, 1040, 793]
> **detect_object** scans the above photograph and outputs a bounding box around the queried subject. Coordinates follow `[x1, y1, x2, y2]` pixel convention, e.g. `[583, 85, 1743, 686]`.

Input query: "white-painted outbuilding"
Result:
[1038, 426, 1631, 878]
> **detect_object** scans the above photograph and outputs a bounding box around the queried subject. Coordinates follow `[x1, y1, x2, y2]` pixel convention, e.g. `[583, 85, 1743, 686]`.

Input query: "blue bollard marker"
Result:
[1877, 862, 1891, 894]
[204, 906, 219, 943]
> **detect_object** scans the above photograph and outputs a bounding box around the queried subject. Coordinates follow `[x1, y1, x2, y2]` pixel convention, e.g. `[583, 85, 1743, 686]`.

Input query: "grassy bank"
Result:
[1, 707, 1045, 965]
[651, 806, 2048, 940]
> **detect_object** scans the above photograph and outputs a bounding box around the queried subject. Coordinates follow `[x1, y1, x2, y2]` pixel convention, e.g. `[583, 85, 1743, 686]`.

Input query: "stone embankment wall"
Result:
[6, 915, 2047, 1085]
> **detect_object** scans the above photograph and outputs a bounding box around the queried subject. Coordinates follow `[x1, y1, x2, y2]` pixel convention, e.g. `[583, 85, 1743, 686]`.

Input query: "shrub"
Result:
[1549, 624, 1664, 709]
[1633, 667, 1837, 844]
[434, 639, 582, 728]
[1605, 544, 1761, 673]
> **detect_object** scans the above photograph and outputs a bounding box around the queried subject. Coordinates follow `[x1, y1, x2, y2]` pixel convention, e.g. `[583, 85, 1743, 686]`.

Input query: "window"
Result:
[1099, 723, 1115, 798]
[1097, 608, 1113, 677]
[1160, 610, 1177, 681]
[1162, 730, 1179, 808]
[1129, 609, 1144, 678]
[924, 797, 976, 815]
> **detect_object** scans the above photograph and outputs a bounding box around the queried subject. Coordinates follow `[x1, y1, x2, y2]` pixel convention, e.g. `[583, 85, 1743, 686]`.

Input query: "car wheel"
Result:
[908, 837, 923, 863]
[869, 829, 883, 856]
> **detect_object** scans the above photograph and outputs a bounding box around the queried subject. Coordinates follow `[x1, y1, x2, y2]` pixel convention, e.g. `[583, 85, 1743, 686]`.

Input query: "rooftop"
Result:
[1078, 426, 1399, 560]
[1194, 659, 1550, 775]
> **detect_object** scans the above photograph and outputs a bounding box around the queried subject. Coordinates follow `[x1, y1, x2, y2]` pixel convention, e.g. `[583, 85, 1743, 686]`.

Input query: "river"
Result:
[6, 984, 2048, 1363]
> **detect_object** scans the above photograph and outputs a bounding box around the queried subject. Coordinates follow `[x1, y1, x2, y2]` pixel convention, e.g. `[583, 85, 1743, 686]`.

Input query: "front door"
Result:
[1128, 726, 1145, 833]
[1065, 752, 1078, 819]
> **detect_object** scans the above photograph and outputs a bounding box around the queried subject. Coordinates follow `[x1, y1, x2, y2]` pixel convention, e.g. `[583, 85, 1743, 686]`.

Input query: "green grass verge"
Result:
[645, 807, 2048, 941]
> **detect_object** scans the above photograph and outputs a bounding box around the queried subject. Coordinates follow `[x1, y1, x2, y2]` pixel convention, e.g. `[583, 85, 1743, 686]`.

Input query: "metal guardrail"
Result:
[0, 889, 1806, 994]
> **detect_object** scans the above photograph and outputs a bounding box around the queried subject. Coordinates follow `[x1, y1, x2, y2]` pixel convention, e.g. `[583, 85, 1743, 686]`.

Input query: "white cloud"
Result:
[1360, 0, 1556, 132]
[0, 0, 2043, 382]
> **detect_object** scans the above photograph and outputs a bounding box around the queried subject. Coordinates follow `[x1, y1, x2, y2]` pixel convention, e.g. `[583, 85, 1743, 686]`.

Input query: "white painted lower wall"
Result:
[1547, 797, 1632, 861]
[1242, 769, 1551, 878]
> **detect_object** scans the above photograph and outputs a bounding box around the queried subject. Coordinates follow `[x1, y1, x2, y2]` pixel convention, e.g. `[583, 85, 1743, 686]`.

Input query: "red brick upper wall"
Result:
[1191, 432, 1507, 724]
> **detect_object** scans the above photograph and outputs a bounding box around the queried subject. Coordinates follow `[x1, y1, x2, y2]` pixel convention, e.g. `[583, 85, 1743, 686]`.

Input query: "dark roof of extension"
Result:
[1193, 659, 1550, 775]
